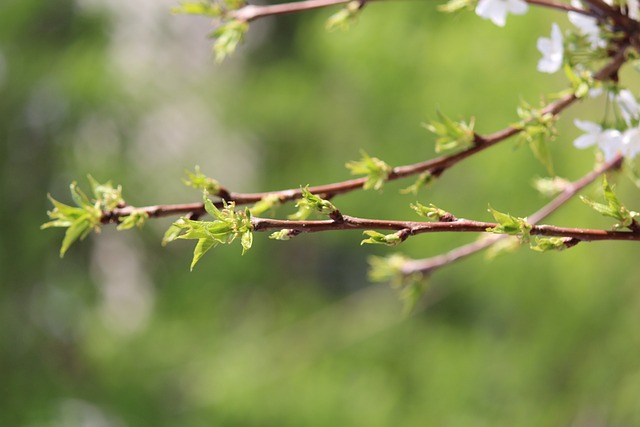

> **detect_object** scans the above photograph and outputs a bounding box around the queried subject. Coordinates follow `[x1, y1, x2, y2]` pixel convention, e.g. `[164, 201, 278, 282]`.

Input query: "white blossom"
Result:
[627, 0, 639, 20]
[573, 119, 623, 161]
[622, 127, 640, 159]
[615, 89, 640, 126]
[537, 23, 564, 74]
[568, 0, 606, 48]
[475, 0, 528, 27]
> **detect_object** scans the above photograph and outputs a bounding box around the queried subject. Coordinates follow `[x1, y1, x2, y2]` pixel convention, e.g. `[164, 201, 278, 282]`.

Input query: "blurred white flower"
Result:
[573, 119, 623, 160]
[622, 127, 640, 159]
[615, 89, 640, 126]
[627, 0, 639, 20]
[568, 0, 606, 48]
[537, 23, 564, 73]
[475, 0, 528, 27]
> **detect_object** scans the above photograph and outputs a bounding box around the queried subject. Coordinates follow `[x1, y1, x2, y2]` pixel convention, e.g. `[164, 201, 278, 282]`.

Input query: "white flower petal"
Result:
[536, 24, 563, 74]
[506, 0, 528, 15]
[476, 0, 526, 26]
[628, 0, 639, 20]
[598, 129, 623, 161]
[574, 119, 601, 133]
[568, 1, 605, 47]
[588, 87, 603, 98]
[573, 120, 623, 160]
[616, 89, 640, 126]
[573, 133, 598, 149]
[622, 127, 640, 159]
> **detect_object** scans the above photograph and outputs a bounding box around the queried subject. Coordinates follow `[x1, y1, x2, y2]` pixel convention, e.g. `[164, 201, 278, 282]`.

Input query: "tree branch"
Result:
[230, 0, 353, 21]
[250, 209, 640, 241]
[400, 153, 625, 276]
[227, 0, 593, 23]
[103, 46, 628, 225]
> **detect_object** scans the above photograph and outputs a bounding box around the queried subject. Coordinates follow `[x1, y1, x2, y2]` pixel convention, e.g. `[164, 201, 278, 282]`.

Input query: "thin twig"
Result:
[230, 0, 352, 21]
[250, 209, 640, 241]
[400, 154, 625, 275]
[526, 0, 594, 15]
[103, 47, 627, 224]
[228, 0, 592, 23]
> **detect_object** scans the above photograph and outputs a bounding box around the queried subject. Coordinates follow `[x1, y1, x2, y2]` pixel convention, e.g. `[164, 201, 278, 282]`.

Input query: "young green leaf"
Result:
[486, 206, 532, 243]
[423, 111, 475, 153]
[530, 237, 573, 252]
[171, 1, 224, 17]
[250, 194, 281, 216]
[192, 237, 218, 270]
[580, 176, 639, 229]
[410, 202, 453, 221]
[368, 254, 427, 315]
[345, 150, 392, 191]
[563, 64, 597, 98]
[289, 186, 337, 220]
[169, 201, 254, 269]
[211, 20, 249, 62]
[87, 175, 124, 211]
[269, 229, 299, 241]
[532, 176, 570, 197]
[513, 100, 557, 175]
[623, 158, 640, 189]
[361, 230, 405, 247]
[325, 1, 361, 32]
[438, 0, 478, 13]
[483, 235, 521, 260]
[42, 181, 106, 257]
[398, 279, 429, 316]
[117, 210, 149, 231]
[183, 166, 221, 195]
[400, 171, 435, 195]
[367, 254, 409, 284]
[162, 221, 185, 246]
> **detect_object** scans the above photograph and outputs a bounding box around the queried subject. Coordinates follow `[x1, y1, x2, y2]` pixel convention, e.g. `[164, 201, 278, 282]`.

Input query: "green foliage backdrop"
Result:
[2, 0, 640, 425]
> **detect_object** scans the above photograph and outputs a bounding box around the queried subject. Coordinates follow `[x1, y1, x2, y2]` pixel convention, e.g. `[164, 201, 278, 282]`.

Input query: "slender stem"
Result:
[526, 0, 593, 15]
[104, 30, 628, 224]
[228, 0, 592, 23]
[250, 211, 640, 241]
[400, 154, 624, 275]
[230, 0, 352, 22]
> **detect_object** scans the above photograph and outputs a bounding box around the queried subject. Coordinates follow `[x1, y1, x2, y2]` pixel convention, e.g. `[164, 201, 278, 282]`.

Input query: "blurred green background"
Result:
[2, 0, 640, 425]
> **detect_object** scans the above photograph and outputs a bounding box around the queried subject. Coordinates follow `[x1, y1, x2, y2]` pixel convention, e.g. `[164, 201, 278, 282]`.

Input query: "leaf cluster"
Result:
[564, 64, 598, 98]
[166, 197, 253, 270]
[410, 202, 452, 221]
[211, 20, 249, 62]
[183, 166, 222, 195]
[514, 100, 557, 175]
[400, 171, 434, 195]
[325, 1, 361, 32]
[289, 186, 338, 220]
[368, 255, 428, 314]
[423, 111, 475, 154]
[437, 0, 478, 13]
[580, 176, 639, 230]
[486, 206, 532, 243]
[173, 1, 249, 62]
[345, 150, 392, 191]
[42, 176, 129, 257]
[361, 230, 405, 247]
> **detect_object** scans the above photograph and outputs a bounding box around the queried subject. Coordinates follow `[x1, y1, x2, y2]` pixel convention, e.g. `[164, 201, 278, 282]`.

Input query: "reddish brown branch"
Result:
[227, 0, 592, 23]
[251, 212, 640, 242]
[526, 0, 595, 15]
[230, 0, 352, 21]
[400, 154, 625, 276]
[101, 36, 628, 225]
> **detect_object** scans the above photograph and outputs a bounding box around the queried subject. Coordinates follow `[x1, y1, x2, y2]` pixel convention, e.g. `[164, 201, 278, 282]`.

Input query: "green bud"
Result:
[345, 150, 392, 191]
